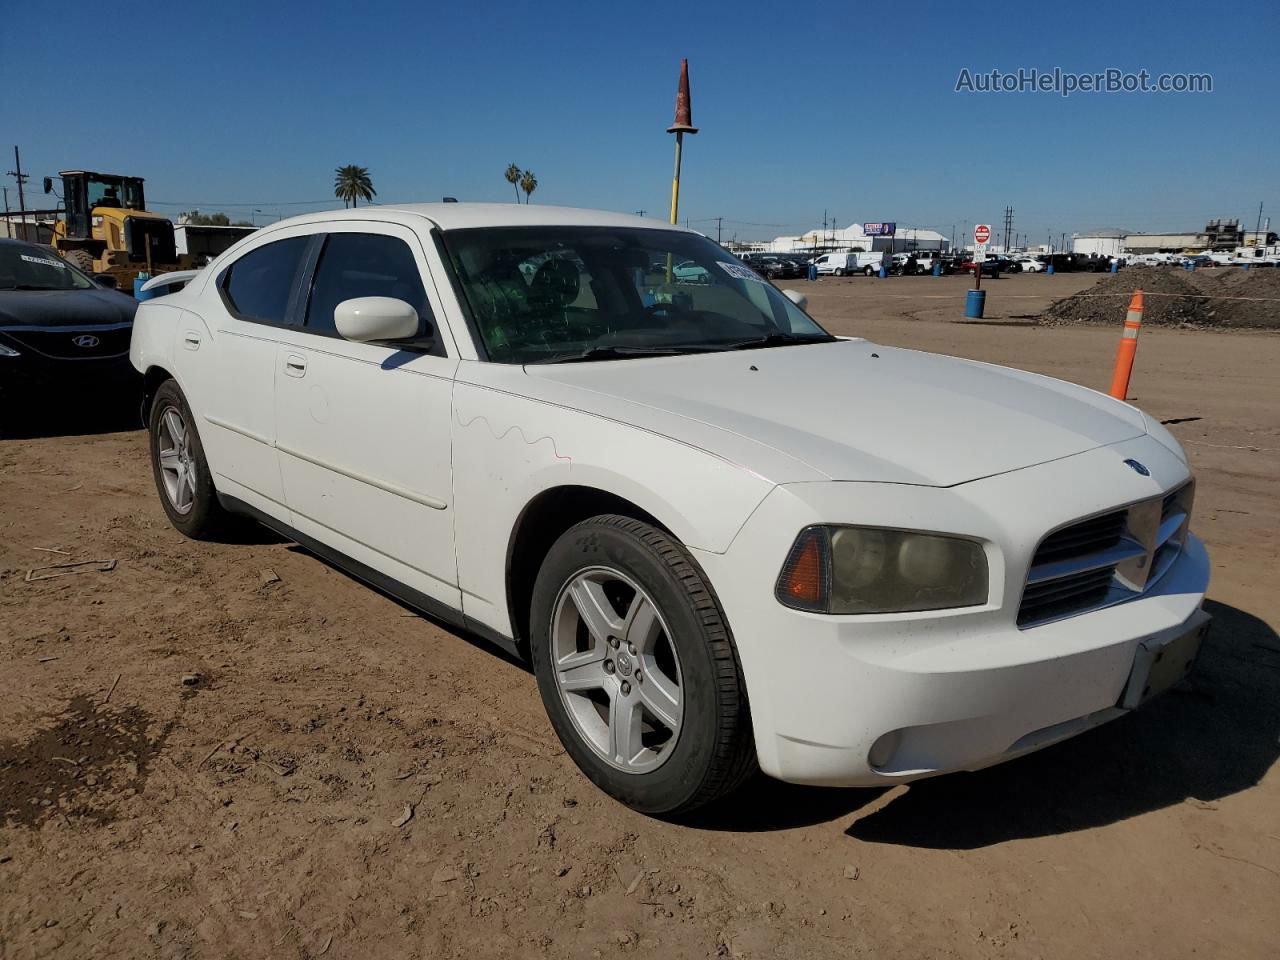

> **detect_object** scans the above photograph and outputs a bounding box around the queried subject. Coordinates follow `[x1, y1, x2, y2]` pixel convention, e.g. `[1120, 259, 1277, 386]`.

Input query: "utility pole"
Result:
[1256, 201, 1264, 244]
[6, 145, 29, 235]
[714, 216, 722, 244]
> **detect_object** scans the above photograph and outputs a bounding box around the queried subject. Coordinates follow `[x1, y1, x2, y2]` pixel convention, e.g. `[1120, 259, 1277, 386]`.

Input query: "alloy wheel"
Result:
[156, 406, 195, 514]
[550, 567, 684, 773]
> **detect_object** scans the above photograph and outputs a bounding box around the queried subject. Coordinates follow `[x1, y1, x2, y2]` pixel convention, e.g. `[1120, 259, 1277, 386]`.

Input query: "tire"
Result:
[863, 266, 875, 276]
[148, 379, 235, 539]
[530, 515, 756, 815]
[834, 268, 845, 277]
[65, 249, 95, 273]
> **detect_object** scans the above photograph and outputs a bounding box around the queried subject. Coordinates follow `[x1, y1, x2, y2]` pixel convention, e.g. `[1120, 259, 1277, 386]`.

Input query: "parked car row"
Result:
[739, 252, 811, 279]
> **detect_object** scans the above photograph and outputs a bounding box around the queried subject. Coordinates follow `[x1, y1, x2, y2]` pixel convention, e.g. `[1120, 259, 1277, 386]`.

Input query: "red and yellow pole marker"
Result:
[1108, 289, 1145, 400]
[664, 59, 698, 283]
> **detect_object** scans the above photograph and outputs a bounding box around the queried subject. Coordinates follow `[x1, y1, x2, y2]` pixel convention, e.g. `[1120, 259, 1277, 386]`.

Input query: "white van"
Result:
[813, 253, 856, 276]
[815, 251, 884, 276]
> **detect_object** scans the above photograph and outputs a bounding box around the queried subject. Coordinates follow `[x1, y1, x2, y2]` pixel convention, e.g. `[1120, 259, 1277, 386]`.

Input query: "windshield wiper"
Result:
[723, 332, 837, 351]
[532, 345, 714, 364]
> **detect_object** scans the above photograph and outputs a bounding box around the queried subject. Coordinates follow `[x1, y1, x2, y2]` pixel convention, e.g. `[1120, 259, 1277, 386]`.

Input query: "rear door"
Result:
[273, 223, 461, 609]
[187, 231, 313, 519]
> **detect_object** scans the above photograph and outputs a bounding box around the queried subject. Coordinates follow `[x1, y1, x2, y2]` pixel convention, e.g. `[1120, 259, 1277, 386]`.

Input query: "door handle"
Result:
[183, 331, 201, 350]
[284, 354, 307, 378]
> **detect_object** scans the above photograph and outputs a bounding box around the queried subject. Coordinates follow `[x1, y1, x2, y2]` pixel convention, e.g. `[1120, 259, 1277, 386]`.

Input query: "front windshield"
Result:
[86, 176, 142, 210]
[440, 226, 831, 363]
[0, 245, 94, 291]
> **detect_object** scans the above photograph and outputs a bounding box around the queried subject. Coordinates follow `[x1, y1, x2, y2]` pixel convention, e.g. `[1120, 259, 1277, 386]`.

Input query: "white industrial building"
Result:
[1071, 228, 1129, 258]
[766, 223, 950, 255]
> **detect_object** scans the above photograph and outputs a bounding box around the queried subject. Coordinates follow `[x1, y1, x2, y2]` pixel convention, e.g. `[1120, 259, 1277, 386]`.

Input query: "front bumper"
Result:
[0, 335, 140, 402]
[695, 434, 1211, 787]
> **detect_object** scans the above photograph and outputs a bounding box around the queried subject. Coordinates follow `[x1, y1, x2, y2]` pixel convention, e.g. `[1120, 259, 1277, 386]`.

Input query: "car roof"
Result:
[259, 203, 696, 235]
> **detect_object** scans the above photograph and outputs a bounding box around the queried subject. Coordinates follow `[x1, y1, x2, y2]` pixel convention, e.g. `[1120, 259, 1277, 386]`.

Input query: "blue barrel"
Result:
[1046, 264, 1054, 275]
[134, 275, 156, 300]
[932, 262, 941, 276]
[1110, 261, 1118, 273]
[964, 289, 986, 318]
[878, 265, 887, 278]
[808, 263, 817, 281]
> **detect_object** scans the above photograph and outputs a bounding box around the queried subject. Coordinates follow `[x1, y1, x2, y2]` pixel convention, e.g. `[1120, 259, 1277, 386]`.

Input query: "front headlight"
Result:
[0, 342, 20, 357]
[776, 526, 988, 614]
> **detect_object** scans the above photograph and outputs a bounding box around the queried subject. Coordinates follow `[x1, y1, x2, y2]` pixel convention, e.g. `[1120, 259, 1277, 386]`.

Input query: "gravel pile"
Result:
[1044, 266, 1280, 329]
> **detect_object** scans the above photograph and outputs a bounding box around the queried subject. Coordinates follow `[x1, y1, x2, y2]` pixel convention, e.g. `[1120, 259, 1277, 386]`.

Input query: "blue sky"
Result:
[2, 0, 1275, 243]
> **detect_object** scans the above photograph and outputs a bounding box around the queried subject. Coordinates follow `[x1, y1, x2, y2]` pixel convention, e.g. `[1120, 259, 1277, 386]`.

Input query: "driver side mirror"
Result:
[782, 289, 808, 311]
[334, 297, 420, 344]
[92, 273, 118, 289]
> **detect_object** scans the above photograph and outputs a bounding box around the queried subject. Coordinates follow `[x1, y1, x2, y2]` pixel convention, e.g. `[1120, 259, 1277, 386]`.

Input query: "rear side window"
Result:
[303, 233, 437, 348]
[221, 236, 311, 325]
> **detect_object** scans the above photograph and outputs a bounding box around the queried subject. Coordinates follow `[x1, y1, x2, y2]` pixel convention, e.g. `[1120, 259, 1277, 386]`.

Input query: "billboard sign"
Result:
[862, 222, 896, 237]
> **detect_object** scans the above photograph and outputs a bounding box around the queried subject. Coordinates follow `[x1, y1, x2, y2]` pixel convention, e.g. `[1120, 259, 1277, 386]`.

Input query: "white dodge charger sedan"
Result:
[130, 204, 1209, 814]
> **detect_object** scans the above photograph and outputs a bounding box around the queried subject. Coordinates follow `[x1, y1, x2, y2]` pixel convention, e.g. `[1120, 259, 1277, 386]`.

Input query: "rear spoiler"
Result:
[138, 269, 202, 299]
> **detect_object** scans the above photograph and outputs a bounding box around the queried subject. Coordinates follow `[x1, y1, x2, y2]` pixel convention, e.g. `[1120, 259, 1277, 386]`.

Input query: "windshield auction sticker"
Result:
[21, 254, 67, 269]
[716, 261, 765, 282]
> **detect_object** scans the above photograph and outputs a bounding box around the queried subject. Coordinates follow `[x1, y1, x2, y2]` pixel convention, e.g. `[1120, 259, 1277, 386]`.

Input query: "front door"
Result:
[273, 224, 461, 609]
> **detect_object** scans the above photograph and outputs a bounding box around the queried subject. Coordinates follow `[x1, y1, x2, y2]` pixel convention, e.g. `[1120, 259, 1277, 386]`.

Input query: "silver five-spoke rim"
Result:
[157, 406, 195, 515]
[551, 567, 684, 774]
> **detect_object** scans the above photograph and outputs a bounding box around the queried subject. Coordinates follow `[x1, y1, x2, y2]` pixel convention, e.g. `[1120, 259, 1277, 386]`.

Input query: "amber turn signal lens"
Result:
[775, 527, 830, 612]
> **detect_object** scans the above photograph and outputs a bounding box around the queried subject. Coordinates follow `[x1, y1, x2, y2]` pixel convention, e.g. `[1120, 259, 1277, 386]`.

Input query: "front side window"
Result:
[439, 226, 831, 363]
[303, 233, 434, 342]
[221, 236, 311, 325]
[0, 244, 94, 290]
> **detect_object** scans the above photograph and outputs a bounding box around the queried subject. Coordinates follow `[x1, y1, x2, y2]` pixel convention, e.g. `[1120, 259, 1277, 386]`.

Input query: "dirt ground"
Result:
[3, 272, 1279, 959]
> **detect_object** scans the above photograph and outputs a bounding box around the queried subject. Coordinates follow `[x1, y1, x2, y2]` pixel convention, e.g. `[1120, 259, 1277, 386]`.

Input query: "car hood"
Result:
[0, 288, 137, 328]
[524, 339, 1148, 487]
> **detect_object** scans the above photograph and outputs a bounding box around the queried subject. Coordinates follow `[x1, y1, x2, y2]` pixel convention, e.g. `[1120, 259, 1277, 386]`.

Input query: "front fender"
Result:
[450, 379, 775, 636]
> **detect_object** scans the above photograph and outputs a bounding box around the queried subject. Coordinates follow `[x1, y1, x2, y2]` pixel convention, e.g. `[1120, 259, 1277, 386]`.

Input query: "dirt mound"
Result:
[1043, 266, 1280, 329]
[1190, 267, 1280, 327]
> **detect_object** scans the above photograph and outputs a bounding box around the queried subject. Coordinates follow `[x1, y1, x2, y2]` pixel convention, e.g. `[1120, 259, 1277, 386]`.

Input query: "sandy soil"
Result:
[2, 272, 1278, 959]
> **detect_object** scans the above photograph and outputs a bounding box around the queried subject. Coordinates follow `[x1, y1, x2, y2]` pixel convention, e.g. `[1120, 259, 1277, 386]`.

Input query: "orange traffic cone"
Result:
[1109, 290, 1144, 400]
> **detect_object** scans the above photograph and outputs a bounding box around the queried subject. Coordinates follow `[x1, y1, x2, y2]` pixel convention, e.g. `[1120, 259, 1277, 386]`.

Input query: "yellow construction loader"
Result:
[45, 170, 191, 289]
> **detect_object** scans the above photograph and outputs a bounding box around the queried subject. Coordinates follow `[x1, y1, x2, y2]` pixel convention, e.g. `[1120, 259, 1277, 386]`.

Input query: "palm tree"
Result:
[504, 164, 522, 203]
[519, 169, 537, 204]
[333, 165, 376, 208]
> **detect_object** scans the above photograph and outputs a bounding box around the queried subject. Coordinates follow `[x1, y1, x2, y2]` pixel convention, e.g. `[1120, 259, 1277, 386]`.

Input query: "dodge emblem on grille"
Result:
[1124, 459, 1150, 477]
[72, 334, 101, 348]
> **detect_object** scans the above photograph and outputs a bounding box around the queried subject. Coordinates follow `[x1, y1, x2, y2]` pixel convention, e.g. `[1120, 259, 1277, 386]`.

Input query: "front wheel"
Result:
[863, 265, 875, 276]
[530, 515, 756, 815]
[834, 268, 845, 277]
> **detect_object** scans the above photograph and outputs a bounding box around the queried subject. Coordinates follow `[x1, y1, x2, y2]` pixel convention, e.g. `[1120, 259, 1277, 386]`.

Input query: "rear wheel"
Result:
[148, 380, 235, 539]
[530, 515, 756, 815]
[834, 268, 845, 277]
[863, 265, 875, 276]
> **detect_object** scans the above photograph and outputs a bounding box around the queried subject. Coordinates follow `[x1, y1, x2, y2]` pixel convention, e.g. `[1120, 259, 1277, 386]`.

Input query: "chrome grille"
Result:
[1018, 483, 1194, 628]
